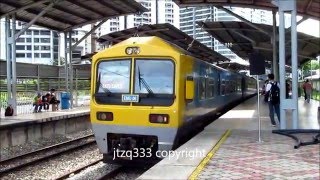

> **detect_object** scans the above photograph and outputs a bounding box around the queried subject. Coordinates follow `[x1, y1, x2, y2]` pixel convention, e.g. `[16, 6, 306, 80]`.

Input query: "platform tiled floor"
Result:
[198, 130, 320, 180]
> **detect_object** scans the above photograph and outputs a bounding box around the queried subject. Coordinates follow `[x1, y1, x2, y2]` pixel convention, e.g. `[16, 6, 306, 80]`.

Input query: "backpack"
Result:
[5, 106, 14, 116]
[269, 82, 280, 105]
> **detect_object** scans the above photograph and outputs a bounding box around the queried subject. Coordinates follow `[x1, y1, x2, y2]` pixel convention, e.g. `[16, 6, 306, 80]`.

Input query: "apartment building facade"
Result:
[179, 6, 272, 61]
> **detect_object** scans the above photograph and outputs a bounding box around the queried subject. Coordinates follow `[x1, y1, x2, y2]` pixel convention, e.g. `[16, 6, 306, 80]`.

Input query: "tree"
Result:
[52, 57, 66, 66]
[301, 59, 319, 77]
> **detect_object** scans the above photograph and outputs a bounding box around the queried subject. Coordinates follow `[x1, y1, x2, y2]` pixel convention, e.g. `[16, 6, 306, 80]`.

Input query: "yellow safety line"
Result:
[188, 129, 231, 180]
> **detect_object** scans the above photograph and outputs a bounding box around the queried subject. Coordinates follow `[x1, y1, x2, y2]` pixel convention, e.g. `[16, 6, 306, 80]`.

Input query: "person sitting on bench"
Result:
[33, 93, 42, 113]
[42, 93, 50, 110]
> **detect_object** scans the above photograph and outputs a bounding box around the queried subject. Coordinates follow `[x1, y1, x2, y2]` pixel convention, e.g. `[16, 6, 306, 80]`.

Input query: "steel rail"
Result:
[0, 134, 95, 175]
[54, 158, 103, 180]
[96, 166, 125, 180]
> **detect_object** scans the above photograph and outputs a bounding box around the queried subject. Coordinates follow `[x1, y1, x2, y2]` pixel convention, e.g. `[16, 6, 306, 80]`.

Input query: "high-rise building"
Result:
[179, 6, 273, 61]
[96, 0, 180, 51]
[0, 18, 92, 65]
[0, 20, 59, 64]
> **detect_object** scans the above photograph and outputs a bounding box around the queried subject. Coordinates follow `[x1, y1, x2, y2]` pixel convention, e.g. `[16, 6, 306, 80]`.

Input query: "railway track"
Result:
[55, 160, 124, 180]
[0, 134, 95, 175]
[96, 166, 125, 180]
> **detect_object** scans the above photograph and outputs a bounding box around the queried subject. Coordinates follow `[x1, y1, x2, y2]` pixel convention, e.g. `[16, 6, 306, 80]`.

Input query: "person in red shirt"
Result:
[302, 79, 313, 103]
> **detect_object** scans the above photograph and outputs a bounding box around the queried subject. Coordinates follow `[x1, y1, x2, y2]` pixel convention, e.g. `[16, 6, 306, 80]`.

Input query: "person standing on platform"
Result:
[303, 79, 313, 103]
[265, 74, 280, 127]
[302, 80, 307, 100]
[285, 80, 291, 98]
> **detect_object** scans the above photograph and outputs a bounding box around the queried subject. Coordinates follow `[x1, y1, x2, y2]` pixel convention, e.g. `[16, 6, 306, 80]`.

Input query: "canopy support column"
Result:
[11, 14, 17, 116]
[272, 10, 279, 81]
[64, 32, 69, 92]
[273, 0, 299, 129]
[68, 31, 73, 109]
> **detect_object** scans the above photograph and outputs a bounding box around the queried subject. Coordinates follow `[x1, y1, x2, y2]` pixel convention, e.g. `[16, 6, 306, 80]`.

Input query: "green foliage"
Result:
[302, 60, 320, 71]
[312, 90, 320, 101]
[52, 57, 66, 66]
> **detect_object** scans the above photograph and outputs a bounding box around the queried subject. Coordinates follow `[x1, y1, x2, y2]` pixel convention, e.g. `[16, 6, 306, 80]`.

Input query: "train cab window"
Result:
[134, 59, 174, 95]
[96, 59, 131, 94]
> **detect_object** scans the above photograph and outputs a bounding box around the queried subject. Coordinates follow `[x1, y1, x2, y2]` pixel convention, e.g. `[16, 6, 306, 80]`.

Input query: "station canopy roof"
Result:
[197, 21, 320, 66]
[0, 0, 147, 32]
[173, 0, 320, 20]
[215, 62, 249, 72]
[97, 23, 230, 63]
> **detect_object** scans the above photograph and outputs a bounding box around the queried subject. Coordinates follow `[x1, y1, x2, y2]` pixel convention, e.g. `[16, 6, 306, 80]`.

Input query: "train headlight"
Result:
[149, 114, 169, 124]
[125, 47, 140, 55]
[97, 112, 113, 121]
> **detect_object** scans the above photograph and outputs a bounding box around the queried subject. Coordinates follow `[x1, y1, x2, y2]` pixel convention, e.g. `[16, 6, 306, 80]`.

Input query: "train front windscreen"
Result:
[95, 58, 175, 106]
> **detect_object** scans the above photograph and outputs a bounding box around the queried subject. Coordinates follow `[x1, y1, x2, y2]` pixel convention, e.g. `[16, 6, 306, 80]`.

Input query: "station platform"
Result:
[0, 106, 90, 148]
[0, 106, 89, 127]
[138, 96, 320, 179]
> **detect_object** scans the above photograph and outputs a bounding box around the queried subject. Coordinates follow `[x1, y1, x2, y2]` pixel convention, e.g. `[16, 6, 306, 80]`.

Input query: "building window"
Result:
[34, 38, 39, 43]
[40, 30, 50, 35]
[16, 53, 25, 58]
[16, 45, 25, 50]
[26, 30, 32, 35]
[26, 38, 31, 42]
[41, 38, 50, 43]
[26, 45, 31, 50]
[41, 53, 50, 58]
[17, 38, 25, 43]
[26, 53, 32, 58]
[34, 53, 40, 58]
[34, 30, 39, 35]
[41, 46, 50, 50]
[34, 46, 39, 50]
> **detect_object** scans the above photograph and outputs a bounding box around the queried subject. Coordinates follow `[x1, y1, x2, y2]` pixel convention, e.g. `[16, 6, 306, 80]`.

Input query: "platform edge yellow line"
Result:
[188, 129, 231, 180]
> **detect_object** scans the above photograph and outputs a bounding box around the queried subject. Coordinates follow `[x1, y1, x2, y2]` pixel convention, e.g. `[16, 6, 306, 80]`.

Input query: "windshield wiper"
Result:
[138, 66, 154, 95]
[96, 72, 112, 95]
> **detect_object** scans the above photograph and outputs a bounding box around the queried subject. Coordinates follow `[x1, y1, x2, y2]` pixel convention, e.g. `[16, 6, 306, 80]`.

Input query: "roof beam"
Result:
[71, 19, 108, 51]
[220, 22, 237, 46]
[0, 0, 51, 18]
[285, 16, 307, 34]
[66, 0, 105, 17]
[53, 4, 92, 21]
[15, 2, 55, 40]
[286, 39, 319, 48]
[3, 1, 76, 27]
[202, 27, 260, 32]
[97, 0, 124, 15]
[305, 0, 313, 12]
[216, 6, 271, 37]
[17, 16, 62, 31]
[231, 30, 257, 46]
[25, 8, 76, 26]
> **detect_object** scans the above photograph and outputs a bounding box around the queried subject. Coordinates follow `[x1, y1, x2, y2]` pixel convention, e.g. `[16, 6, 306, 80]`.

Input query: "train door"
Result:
[217, 73, 221, 96]
[241, 76, 245, 97]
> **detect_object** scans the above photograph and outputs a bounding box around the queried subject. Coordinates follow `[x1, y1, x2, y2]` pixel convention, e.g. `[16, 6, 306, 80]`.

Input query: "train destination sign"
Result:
[122, 94, 139, 102]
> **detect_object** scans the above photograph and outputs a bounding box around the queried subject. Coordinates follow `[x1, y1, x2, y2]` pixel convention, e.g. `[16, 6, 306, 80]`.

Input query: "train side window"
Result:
[237, 79, 241, 92]
[206, 78, 214, 98]
[198, 77, 206, 100]
[221, 80, 225, 95]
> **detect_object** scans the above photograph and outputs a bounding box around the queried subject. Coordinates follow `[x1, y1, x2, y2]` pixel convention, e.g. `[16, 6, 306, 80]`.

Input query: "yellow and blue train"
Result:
[90, 36, 256, 163]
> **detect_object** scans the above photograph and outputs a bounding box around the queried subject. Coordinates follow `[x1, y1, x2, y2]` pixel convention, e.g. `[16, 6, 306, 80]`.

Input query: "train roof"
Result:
[93, 36, 189, 60]
[97, 23, 230, 64]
